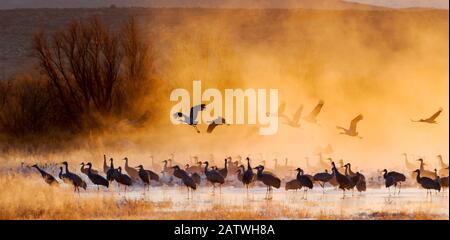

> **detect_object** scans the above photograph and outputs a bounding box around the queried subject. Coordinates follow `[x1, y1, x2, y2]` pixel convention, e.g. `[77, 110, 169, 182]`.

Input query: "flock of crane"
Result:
[23, 152, 449, 200]
[9, 101, 448, 200]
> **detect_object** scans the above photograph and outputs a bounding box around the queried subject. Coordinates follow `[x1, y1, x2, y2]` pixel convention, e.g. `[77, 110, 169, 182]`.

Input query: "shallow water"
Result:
[79, 183, 449, 219]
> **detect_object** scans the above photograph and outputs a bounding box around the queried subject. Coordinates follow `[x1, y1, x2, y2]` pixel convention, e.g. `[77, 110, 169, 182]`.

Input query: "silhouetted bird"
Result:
[106, 158, 119, 183]
[332, 162, 352, 198]
[32, 164, 58, 186]
[103, 154, 110, 174]
[116, 167, 133, 191]
[285, 179, 302, 191]
[414, 169, 440, 196]
[85, 162, 109, 190]
[123, 157, 139, 181]
[304, 100, 324, 123]
[242, 157, 255, 195]
[254, 165, 281, 199]
[136, 165, 151, 191]
[218, 159, 228, 179]
[337, 114, 363, 138]
[203, 161, 225, 193]
[173, 104, 207, 133]
[80, 162, 98, 175]
[411, 107, 443, 124]
[382, 169, 406, 195]
[191, 172, 201, 185]
[313, 169, 332, 193]
[207, 116, 228, 133]
[295, 168, 313, 199]
[62, 162, 86, 192]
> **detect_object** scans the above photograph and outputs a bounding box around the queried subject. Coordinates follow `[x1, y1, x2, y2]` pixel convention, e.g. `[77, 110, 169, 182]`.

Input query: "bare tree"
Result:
[33, 17, 151, 129]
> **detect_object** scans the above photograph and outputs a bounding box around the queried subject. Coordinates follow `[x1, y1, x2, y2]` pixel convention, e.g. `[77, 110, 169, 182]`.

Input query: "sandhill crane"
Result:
[61, 162, 87, 192]
[437, 155, 449, 176]
[417, 159, 435, 179]
[402, 153, 416, 172]
[242, 157, 255, 194]
[136, 165, 151, 191]
[85, 162, 109, 190]
[434, 169, 448, 193]
[207, 116, 228, 133]
[304, 100, 324, 124]
[283, 105, 303, 128]
[236, 165, 245, 183]
[162, 160, 174, 175]
[355, 173, 367, 193]
[285, 179, 302, 191]
[58, 167, 70, 183]
[172, 165, 189, 180]
[218, 159, 228, 179]
[332, 162, 352, 198]
[116, 167, 133, 191]
[295, 168, 313, 199]
[203, 161, 224, 193]
[123, 157, 139, 181]
[191, 172, 201, 185]
[31, 164, 58, 186]
[181, 174, 197, 199]
[337, 114, 363, 138]
[106, 158, 119, 183]
[414, 169, 440, 197]
[103, 154, 110, 174]
[185, 161, 203, 175]
[80, 162, 98, 175]
[254, 165, 281, 200]
[382, 169, 406, 195]
[145, 168, 159, 182]
[313, 169, 332, 193]
[411, 107, 442, 124]
[173, 104, 207, 133]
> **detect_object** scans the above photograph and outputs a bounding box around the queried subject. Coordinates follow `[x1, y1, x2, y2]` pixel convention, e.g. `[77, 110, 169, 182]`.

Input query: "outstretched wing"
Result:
[189, 104, 206, 124]
[206, 117, 226, 133]
[305, 100, 324, 122]
[349, 114, 363, 133]
[291, 105, 304, 124]
[425, 108, 442, 122]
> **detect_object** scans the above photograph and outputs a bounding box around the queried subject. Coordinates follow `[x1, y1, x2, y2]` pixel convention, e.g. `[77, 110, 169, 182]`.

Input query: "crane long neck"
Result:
[416, 171, 421, 183]
[204, 163, 209, 174]
[64, 164, 70, 173]
[124, 159, 129, 167]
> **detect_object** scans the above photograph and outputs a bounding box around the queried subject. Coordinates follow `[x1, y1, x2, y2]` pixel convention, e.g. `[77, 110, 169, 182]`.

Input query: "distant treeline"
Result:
[0, 17, 155, 146]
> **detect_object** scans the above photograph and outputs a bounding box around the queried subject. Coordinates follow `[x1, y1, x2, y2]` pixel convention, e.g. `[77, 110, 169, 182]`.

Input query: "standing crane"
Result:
[85, 162, 109, 190]
[313, 169, 332, 194]
[31, 164, 58, 186]
[414, 169, 440, 197]
[203, 161, 225, 194]
[242, 157, 255, 195]
[382, 169, 406, 195]
[62, 162, 87, 192]
[295, 168, 313, 200]
[332, 162, 351, 198]
[254, 165, 281, 200]
[123, 157, 139, 181]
